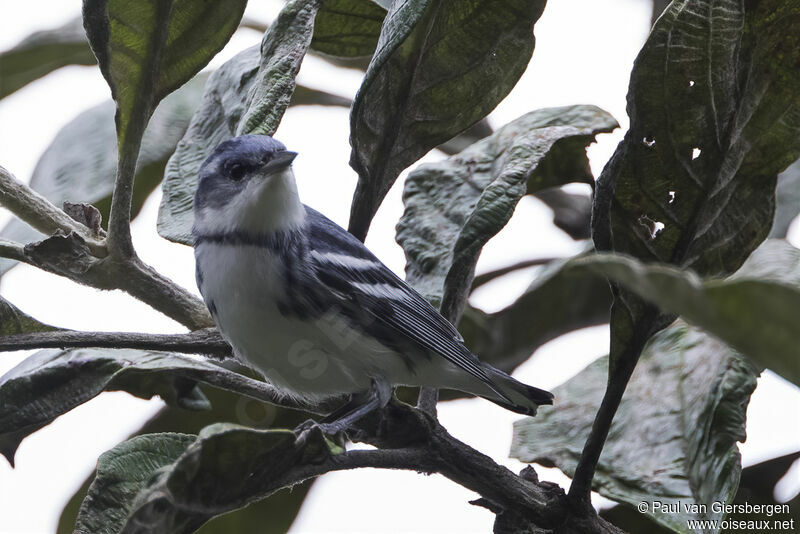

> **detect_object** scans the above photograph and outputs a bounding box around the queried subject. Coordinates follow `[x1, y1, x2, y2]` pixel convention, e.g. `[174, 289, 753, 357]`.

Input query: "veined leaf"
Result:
[348, 0, 547, 240]
[0, 348, 282, 465]
[396, 105, 617, 319]
[159, 24, 351, 244]
[311, 0, 386, 57]
[573, 240, 800, 387]
[83, 0, 246, 147]
[88, 424, 340, 534]
[0, 17, 95, 99]
[770, 158, 800, 239]
[74, 433, 196, 534]
[593, 0, 800, 364]
[0, 76, 206, 277]
[238, 0, 323, 136]
[58, 387, 316, 534]
[0, 296, 58, 336]
[512, 322, 760, 534]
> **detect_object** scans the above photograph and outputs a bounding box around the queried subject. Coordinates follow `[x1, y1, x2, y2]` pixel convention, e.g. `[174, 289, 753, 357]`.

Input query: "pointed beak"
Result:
[263, 150, 298, 173]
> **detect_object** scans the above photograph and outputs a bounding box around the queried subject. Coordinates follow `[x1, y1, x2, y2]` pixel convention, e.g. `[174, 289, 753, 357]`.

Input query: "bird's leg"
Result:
[296, 379, 392, 436]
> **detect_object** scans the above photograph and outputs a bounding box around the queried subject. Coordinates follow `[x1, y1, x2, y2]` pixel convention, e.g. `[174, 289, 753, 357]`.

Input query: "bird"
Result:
[192, 134, 553, 433]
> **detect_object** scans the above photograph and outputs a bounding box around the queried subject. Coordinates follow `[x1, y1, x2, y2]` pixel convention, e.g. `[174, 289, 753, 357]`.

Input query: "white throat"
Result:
[194, 167, 306, 236]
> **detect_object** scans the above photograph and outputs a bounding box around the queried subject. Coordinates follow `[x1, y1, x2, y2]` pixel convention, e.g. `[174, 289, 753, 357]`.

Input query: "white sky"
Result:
[0, 1, 798, 533]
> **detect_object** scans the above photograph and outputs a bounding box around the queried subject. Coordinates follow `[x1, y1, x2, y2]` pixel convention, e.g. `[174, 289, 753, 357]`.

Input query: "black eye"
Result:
[229, 163, 245, 181]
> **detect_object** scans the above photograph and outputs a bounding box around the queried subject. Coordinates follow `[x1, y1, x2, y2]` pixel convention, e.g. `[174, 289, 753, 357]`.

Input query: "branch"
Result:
[0, 327, 230, 357]
[471, 257, 559, 291]
[0, 238, 33, 265]
[0, 166, 106, 255]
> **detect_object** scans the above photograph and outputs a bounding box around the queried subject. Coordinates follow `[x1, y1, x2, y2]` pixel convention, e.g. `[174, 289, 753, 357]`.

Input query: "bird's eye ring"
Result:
[229, 163, 245, 181]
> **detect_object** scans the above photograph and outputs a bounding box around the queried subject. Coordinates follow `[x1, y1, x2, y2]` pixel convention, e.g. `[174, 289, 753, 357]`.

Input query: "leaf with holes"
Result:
[348, 0, 547, 240]
[89, 424, 340, 534]
[0, 348, 287, 466]
[0, 77, 205, 277]
[592, 0, 800, 365]
[0, 17, 95, 99]
[512, 322, 760, 534]
[396, 105, 617, 319]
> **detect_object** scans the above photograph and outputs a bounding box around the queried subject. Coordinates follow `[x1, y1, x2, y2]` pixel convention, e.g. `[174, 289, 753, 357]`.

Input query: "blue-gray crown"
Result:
[195, 135, 294, 210]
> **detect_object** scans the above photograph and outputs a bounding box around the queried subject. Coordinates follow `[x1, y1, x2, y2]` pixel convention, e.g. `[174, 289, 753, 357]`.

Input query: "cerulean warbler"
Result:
[193, 135, 553, 432]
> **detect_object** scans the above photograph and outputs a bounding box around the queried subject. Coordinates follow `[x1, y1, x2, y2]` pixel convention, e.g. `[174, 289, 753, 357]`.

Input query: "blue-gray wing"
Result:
[305, 207, 493, 385]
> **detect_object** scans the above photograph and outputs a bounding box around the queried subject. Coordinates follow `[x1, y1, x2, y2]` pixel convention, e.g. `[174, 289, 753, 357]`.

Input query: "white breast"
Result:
[195, 242, 375, 402]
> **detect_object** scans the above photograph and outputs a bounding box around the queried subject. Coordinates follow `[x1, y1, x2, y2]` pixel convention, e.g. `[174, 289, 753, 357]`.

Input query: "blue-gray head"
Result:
[193, 135, 304, 236]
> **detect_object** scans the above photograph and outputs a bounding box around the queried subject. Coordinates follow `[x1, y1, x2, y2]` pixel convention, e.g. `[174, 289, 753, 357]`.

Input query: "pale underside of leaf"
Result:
[396, 105, 617, 319]
[512, 322, 760, 534]
[0, 348, 279, 465]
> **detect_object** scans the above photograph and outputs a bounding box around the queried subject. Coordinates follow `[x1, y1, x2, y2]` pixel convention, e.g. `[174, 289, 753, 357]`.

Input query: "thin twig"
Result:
[0, 328, 230, 356]
[471, 257, 559, 291]
[0, 166, 106, 255]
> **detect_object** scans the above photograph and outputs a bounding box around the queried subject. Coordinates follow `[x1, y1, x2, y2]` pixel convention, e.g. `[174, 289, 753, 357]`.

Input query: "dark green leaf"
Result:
[572, 240, 800, 386]
[770, 158, 800, 238]
[396, 105, 617, 319]
[83, 0, 246, 145]
[311, 0, 386, 57]
[512, 322, 760, 534]
[601, 450, 800, 534]
[0, 348, 282, 465]
[348, 0, 548, 240]
[0, 296, 58, 336]
[58, 387, 315, 534]
[532, 187, 593, 240]
[238, 0, 323, 136]
[74, 433, 196, 534]
[158, 44, 351, 244]
[0, 77, 206, 277]
[0, 17, 95, 99]
[113, 424, 338, 534]
[593, 0, 800, 363]
[460, 251, 612, 373]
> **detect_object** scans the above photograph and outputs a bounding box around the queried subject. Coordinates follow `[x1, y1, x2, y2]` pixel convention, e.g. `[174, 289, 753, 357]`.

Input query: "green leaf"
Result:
[74, 433, 196, 534]
[238, 0, 323, 136]
[58, 387, 316, 534]
[0, 17, 96, 99]
[770, 158, 800, 238]
[158, 44, 351, 245]
[512, 322, 760, 534]
[0, 348, 282, 465]
[593, 0, 800, 363]
[572, 240, 800, 387]
[106, 424, 339, 533]
[0, 296, 58, 336]
[311, 0, 386, 58]
[0, 76, 206, 277]
[82, 0, 246, 146]
[348, 0, 548, 240]
[396, 105, 617, 318]
[459, 251, 612, 373]
[601, 450, 800, 534]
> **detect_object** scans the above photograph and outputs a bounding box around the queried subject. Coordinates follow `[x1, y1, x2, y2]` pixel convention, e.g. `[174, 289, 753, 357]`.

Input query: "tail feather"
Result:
[479, 366, 553, 416]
